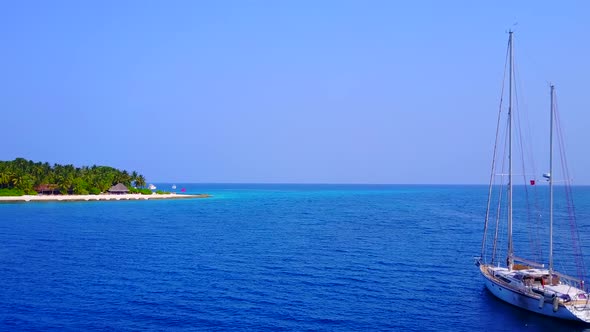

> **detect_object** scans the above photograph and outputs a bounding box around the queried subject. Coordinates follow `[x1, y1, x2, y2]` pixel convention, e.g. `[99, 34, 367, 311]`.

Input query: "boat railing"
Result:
[553, 272, 585, 289]
[571, 298, 590, 311]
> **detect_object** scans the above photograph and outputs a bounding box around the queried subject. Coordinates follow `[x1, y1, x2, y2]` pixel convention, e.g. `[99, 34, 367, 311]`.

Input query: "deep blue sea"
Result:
[2, 184, 590, 331]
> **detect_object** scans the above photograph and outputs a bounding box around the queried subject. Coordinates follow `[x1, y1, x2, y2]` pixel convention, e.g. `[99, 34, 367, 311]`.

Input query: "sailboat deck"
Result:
[481, 264, 590, 303]
[544, 284, 586, 299]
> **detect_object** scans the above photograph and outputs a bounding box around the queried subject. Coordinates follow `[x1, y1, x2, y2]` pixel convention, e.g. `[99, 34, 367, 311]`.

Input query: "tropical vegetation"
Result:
[0, 158, 148, 196]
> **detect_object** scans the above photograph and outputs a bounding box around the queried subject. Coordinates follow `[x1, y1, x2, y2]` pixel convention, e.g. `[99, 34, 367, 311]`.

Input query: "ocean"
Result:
[1, 184, 590, 331]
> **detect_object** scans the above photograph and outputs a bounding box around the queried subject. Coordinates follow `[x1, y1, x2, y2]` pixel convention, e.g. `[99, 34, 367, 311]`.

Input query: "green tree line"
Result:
[0, 158, 147, 195]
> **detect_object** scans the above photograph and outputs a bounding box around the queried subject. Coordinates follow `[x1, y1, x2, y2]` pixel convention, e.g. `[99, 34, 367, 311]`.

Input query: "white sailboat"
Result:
[476, 32, 590, 323]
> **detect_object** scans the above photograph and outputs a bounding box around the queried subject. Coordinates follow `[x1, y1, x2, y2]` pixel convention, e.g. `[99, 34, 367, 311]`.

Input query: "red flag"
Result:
[181, 188, 186, 192]
[530, 180, 536, 185]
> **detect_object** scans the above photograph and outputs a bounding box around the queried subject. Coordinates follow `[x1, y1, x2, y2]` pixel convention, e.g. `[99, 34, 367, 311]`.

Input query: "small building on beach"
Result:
[108, 183, 129, 194]
[35, 184, 59, 195]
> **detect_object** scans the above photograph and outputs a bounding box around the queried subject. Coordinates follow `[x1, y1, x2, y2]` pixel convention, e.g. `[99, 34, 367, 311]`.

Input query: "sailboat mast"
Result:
[549, 84, 555, 273]
[507, 31, 514, 270]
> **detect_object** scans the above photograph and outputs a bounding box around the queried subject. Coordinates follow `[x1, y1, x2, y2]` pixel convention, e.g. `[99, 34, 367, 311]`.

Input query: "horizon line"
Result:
[148, 182, 590, 186]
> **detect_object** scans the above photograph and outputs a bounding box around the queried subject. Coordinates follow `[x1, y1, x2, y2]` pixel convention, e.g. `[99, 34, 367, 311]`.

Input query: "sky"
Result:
[1, 1, 589, 184]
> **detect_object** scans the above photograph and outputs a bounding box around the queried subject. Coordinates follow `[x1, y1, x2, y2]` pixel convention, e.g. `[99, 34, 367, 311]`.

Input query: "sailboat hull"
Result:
[480, 265, 590, 323]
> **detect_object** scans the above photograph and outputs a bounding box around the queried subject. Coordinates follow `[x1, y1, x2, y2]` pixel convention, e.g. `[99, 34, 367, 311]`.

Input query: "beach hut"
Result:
[108, 183, 129, 194]
[35, 184, 59, 195]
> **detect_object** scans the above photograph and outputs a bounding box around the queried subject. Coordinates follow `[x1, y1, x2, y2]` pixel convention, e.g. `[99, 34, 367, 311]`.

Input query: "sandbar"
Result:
[0, 193, 210, 203]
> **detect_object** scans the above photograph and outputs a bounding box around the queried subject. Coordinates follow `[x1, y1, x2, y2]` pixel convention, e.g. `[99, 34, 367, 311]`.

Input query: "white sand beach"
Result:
[0, 193, 210, 202]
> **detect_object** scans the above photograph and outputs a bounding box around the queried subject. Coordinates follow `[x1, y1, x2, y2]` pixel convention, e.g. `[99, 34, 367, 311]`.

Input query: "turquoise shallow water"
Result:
[1, 184, 590, 331]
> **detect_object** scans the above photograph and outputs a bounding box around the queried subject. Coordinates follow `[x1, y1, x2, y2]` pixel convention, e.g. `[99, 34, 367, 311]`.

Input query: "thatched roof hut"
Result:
[35, 184, 59, 195]
[108, 183, 129, 194]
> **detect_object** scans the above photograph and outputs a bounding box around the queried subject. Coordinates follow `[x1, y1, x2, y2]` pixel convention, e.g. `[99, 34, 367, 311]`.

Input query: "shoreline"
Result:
[0, 193, 210, 203]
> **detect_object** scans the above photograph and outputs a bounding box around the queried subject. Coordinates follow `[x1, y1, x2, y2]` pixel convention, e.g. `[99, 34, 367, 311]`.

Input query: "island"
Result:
[0, 158, 209, 202]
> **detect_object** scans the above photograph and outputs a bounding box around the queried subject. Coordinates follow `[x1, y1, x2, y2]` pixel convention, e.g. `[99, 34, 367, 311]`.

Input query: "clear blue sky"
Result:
[1, 1, 589, 184]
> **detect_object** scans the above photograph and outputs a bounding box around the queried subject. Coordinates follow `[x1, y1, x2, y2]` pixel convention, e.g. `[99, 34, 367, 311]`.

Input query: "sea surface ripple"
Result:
[2, 184, 590, 331]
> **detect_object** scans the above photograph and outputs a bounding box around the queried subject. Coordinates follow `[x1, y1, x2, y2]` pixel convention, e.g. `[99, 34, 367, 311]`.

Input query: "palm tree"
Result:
[12, 174, 33, 191]
[0, 169, 11, 189]
[135, 174, 146, 188]
[131, 171, 138, 188]
[116, 170, 132, 187]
